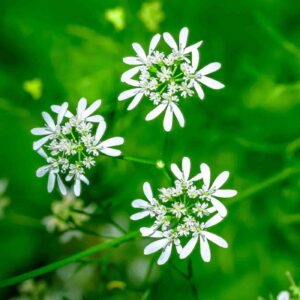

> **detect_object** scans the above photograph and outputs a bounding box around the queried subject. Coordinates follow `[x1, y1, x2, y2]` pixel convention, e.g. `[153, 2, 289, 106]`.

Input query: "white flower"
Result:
[121, 34, 161, 82]
[180, 214, 228, 262]
[277, 291, 290, 300]
[31, 102, 68, 150]
[145, 94, 184, 132]
[51, 98, 104, 123]
[143, 230, 182, 265]
[199, 163, 237, 217]
[36, 148, 67, 195]
[163, 27, 202, 58]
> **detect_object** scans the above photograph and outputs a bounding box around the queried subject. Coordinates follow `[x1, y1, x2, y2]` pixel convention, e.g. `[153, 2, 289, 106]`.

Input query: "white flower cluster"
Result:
[130, 157, 237, 265]
[42, 192, 96, 243]
[31, 98, 124, 196]
[118, 27, 224, 131]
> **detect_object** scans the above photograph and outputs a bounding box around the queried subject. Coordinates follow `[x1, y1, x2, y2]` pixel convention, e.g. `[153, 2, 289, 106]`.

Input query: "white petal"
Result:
[163, 32, 178, 50]
[100, 148, 122, 157]
[183, 41, 203, 54]
[179, 27, 188, 49]
[170, 163, 183, 180]
[127, 93, 143, 111]
[200, 163, 211, 187]
[47, 171, 56, 193]
[77, 98, 87, 119]
[99, 137, 124, 148]
[144, 238, 168, 255]
[37, 148, 48, 159]
[143, 182, 153, 202]
[57, 102, 68, 125]
[121, 67, 142, 82]
[213, 189, 237, 198]
[203, 231, 228, 248]
[118, 88, 140, 101]
[205, 214, 224, 228]
[36, 165, 50, 177]
[95, 121, 107, 143]
[42, 112, 55, 130]
[31, 128, 51, 135]
[145, 104, 167, 121]
[130, 211, 150, 220]
[200, 236, 211, 262]
[277, 291, 290, 300]
[57, 175, 67, 196]
[190, 173, 202, 181]
[212, 171, 229, 189]
[74, 179, 81, 197]
[198, 76, 224, 90]
[191, 49, 199, 72]
[194, 81, 205, 100]
[149, 33, 161, 53]
[210, 197, 227, 218]
[163, 105, 173, 132]
[33, 136, 51, 150]
[182, 157, 191, 180]
[140, 227, 162, 237]
[86, 115, 104, 123]
[51, 105, 73, 118]
[80, 175, 89, 185]
[171, 103, 185, 128]
[132, 43, 147, 61]
[199, 62, 221, 76]
[83, 100, 101, 118]
[157, 243, 172, 265]
[132, 199, 149, 208]
[180, 235, 198, 259]
[123, 56, 142, 65]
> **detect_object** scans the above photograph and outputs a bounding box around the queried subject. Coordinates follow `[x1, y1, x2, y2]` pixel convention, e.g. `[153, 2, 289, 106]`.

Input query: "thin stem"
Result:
[114, 155, 157, 166]
[0, 231, 139, 288]
[187, 259, 199, 300]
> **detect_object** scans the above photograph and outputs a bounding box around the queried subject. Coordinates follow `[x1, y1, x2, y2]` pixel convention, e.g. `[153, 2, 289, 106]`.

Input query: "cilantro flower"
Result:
[32, 98, 124, 196]
[130, 157, 237, 265]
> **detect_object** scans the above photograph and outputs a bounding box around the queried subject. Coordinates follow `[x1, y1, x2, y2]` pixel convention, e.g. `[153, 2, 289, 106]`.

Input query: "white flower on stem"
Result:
[31, 102, 68, 150]
[143, 230, 182, 265]
[163, 27, 202, 58]
[121, 34, 161, 82]
[180, 214, 228, 262]
[145, 93, 184, 132]
[199, 163, 237, 217]
[36, 148, 67, 195]
[130, 182, 158, 220]
[51, 98, 104, 123]
[277, 291, 290, 300]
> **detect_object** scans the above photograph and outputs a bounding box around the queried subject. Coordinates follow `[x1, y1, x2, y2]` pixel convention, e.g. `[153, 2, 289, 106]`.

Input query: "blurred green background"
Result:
[0, 0, 300, 299]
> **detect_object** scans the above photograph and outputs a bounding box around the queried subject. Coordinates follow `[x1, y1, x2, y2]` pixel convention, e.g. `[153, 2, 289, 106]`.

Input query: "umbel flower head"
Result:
[118, 27, 224, 131]
[31, 98, 124, 196]
[130, 157, 237, 265]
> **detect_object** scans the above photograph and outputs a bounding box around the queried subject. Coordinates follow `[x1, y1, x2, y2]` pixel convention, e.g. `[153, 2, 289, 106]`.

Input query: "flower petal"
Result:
[191, 49, 199, 72]
[57, 175, 67, 196]
[212, 171, 229, 189]
[36, 165, 50, 177]
[149, 33, 161, 53]
[118, 88, 141, 101]
[200, 236, 211, 262]
[74, 179, 81, 197]
[31, 128, 51, 136]
[198, 62, 221, 76]
[198, 76, 224, 90]
[203, 231, 228, 248]
[100, 148, 122, 157]
[132, 199, 149, 208]
[121, 66, 142, 82]
[157, 243, 172, 265]
[180, 235, 198, 259]
[51, 105, 73, 118]
[99, 137, 124, 148]
[210, 197, 227, 218]
[42, 112, 55, 130]
[145, 104, 167, 121]
[144, 238, 168, 255]
[213, 189, 237, 198]
[57, 102, 68, 125]
[33, 136, 51, 150]
[127, 93, 143, 111]
[179, 27, 188, 50]
[163, 105, 173, 132]
[182, 157, 191, 180]
[171, 103, 185, 128]
[80, 175, 89, 185]
[132, 42, 147, 61]
[130, 211, 150, 220]
[83, 99, 102, 118]
[86, 115, 104, 123]
[123, 56, 142, 65]
[140, 227, 162, 237]
[183, 41, 203, 54]
[37, 148, 48, 159]
[190, 173, 202, 182]
[205, 214, 224, 228]
[47, 171, 56, 193]
[200, 163, 211, 187]
[194, 81, 205, 100]
[95, 121, 107, 144]
[77, 97, 87, 119]
[163, 32, 178, 50]
[170, 163, 183, 180]
[143, 182, 153, 202]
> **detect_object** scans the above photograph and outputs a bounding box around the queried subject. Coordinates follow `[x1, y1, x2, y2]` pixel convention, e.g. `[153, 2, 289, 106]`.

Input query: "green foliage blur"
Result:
[0, 0, 300, 299]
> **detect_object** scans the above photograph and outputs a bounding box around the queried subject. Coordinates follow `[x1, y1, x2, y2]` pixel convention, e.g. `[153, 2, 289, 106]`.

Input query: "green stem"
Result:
[0, 231, 139, 288]
[114, 155, 157, 166]
[227, 166, 300, 206]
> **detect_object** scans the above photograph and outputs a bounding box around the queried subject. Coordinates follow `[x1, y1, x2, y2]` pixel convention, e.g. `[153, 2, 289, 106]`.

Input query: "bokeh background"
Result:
[1, 0, 300, 299]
